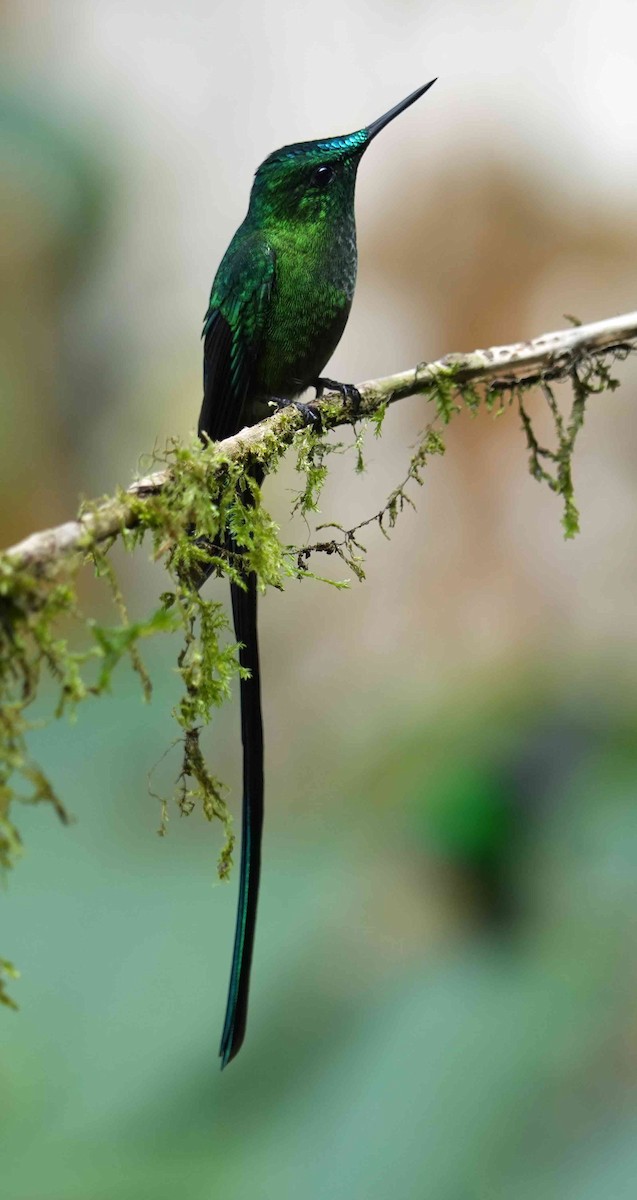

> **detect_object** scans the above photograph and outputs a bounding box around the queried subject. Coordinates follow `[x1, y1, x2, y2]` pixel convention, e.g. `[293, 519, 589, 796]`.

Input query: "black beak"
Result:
[365, 79, 437, 143]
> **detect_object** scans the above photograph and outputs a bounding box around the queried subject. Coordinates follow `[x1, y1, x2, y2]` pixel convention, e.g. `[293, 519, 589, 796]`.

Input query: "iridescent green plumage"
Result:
[198, 80, 437, 1068]
[199, 128, 367, 438]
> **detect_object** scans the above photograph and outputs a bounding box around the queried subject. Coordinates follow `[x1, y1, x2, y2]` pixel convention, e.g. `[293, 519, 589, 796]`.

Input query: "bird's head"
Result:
[247, 79, 437, 227]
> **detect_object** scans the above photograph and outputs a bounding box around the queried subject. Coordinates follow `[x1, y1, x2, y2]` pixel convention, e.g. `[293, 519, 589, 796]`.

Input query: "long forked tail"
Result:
[219, 569, 264, 1068]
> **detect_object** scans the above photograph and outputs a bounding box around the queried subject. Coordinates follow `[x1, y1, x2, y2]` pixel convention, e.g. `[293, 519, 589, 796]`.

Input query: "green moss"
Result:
[0, 342, 629, 1004]
[514, 354, 622, 539]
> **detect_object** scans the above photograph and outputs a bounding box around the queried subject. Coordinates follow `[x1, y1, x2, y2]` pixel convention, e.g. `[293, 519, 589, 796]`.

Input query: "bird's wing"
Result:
[198, 232, 276, 442]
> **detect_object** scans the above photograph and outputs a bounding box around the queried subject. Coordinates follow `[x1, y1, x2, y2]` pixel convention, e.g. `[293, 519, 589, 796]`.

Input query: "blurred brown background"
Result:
[2, 2, 637, 1198]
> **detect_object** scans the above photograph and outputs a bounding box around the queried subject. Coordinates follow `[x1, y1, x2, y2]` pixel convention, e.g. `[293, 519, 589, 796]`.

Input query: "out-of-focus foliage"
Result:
[4, 666, 637, 1200]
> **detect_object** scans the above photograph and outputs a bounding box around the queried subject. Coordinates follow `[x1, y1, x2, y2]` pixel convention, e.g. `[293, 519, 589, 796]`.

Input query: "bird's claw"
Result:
[314, 377, 362, 416]
[293, 400, 322, 430]
[271, 397, 322, 431]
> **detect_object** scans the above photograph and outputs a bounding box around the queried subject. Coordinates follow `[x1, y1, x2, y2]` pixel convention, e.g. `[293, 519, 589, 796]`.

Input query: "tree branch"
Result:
[4, 309, 637, 574]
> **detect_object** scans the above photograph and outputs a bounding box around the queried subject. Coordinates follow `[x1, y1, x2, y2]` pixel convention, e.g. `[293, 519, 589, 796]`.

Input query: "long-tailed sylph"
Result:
[198, 79, 437, 1067]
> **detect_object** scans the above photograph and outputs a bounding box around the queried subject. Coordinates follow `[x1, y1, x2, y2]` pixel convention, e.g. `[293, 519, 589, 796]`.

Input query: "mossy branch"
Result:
[6, 310, 636, 574]
[1, 308, 636, 1008]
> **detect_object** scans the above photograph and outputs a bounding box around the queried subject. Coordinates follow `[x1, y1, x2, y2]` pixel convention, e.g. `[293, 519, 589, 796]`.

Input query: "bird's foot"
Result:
[271, 397, 322, 431]
[314, 377, 362, 416]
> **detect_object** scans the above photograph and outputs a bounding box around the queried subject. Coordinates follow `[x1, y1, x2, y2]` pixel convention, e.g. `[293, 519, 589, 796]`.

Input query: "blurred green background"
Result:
[2, 2, 637, 1197]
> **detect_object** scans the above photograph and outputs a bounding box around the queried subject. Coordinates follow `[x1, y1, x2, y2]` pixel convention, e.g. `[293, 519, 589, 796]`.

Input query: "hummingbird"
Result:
[198, 78, 437, 1068]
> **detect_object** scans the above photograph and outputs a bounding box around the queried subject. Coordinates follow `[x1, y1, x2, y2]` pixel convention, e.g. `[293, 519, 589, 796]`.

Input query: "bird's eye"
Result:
[312, 164, 335, 188]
